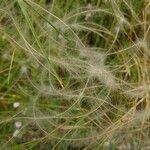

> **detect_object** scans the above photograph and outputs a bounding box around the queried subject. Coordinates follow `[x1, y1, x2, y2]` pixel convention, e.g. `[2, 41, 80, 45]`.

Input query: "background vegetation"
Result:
[0, 0, 150, 149]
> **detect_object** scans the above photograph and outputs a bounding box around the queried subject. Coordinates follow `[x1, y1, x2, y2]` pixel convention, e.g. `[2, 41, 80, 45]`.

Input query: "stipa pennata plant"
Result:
[0, 0, 150, 149]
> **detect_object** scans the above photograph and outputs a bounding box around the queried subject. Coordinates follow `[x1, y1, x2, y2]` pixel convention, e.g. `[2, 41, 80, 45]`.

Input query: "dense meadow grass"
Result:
[0, 0, 150, 149]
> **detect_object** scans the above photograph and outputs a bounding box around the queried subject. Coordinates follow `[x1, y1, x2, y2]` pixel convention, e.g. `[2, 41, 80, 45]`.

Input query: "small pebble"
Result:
[13, 129, 20, 137]
[13, 102, 20, 108]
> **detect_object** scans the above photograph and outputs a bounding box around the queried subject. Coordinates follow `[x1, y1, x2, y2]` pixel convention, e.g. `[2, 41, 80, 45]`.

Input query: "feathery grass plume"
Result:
[123, 83, 150, 98]
[88, 63, 118, 89]
[0, 0, 150, 149]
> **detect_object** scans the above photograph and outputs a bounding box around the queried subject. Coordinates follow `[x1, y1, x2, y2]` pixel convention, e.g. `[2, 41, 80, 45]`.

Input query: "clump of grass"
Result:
[0, 0, 150, 149]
